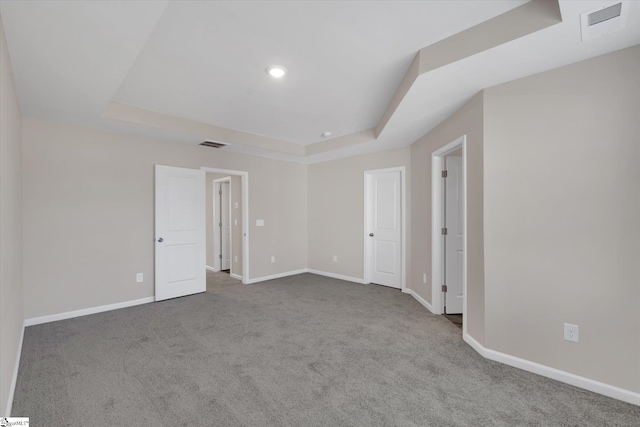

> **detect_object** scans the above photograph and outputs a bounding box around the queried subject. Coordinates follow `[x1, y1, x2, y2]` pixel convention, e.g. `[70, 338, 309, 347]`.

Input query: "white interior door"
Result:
[155, 165, 206, 301]
[445, 157, 463, 313]
[220, 181, 231, 270]
[366, 170, 402, 288]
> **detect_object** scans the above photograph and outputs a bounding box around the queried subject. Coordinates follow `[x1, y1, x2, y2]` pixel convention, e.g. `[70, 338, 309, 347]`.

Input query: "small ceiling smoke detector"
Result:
[199, 140, 228, 149]
[266, 65, 287, 78]
[580, 2, 629, 41]
[321, 132, 332, 138]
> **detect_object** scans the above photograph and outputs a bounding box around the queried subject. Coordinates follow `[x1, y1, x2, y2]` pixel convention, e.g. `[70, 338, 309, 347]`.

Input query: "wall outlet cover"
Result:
[136, 273, 143, 283]
[564, 323, 579, 343]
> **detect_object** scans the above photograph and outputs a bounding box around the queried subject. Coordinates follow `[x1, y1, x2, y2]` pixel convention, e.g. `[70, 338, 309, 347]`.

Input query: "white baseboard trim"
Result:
[245, 269, 309, 284]
[24, 297, 155, 327]
[230, 273, 243, 280]
[402, 288, 433, 313]
[5, 321, 25, 416]
[463, 333, 640, 406]
[307, 269, 367, 284]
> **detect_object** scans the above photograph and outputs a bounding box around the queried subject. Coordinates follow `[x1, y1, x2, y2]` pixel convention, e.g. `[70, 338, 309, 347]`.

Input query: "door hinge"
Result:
[442, 285, 447, 292]
[219, 254, 223, 259]
[219, 190, 222, 195]
[441, 227, 448, 235]
[442, 170, 448, 178]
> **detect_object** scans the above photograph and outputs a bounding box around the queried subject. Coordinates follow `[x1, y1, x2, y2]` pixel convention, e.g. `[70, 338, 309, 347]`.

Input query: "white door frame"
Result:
[431, 136, 467, 332]
[202, 167, 249, 284]
[212, 177, 231, 272]
[363, 166, 407, 290]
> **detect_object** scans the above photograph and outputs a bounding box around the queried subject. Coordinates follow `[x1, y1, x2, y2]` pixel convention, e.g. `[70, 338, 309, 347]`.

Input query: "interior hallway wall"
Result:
[307, 147, 411, 281]
[22, 119, 307, 319]
[410, 91, 485, 344]
[483, 45, 640, 393]
[0, 16, 23, 416]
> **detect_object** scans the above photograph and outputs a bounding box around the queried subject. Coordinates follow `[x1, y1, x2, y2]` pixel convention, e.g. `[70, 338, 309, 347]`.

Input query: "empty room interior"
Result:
[1, 0, 639, 425]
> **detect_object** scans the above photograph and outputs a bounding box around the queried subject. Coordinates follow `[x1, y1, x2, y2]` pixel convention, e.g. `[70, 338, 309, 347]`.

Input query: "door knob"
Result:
[157, 237, 164, 243]
[369, 233, 374, 237]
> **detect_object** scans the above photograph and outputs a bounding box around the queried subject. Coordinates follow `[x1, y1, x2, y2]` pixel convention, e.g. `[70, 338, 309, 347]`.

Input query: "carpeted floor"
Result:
[12, 272, 640, 426]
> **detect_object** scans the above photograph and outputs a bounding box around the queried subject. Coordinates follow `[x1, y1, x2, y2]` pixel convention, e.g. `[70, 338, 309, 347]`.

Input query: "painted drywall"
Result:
[22, 119, 307, 319]
[307, 147, 411, 280]
[410, 91, 485, 344]
[484, 45, 640, 392]
[205, 173, 243, 277]
[0, 16, 23, 416]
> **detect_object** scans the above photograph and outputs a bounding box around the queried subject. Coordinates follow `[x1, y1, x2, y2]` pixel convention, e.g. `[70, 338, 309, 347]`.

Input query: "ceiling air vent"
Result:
[199, 140, 228, 149]
[581, 2, 629, 41]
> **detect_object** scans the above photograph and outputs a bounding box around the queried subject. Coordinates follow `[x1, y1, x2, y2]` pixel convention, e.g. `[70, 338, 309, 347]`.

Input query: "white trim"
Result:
[431, 136, 467, 335]
[363, 166, 407, 290]
[201, 168, 249, 284]
[5, 322, 25, 416]
[24, 297, 155, 327]
[230, 273, 243, 280]
[244, 269, 308, 284]
[463, 333, 640, 406]
[402, 288, 434, 313]
[307, 269, 367, 284]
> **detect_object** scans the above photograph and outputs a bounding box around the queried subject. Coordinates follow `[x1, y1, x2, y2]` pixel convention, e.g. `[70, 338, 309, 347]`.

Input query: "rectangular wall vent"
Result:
[587, 2, 622, 26]
[581, 2, 628, 41]
[199, 140, 228, 149]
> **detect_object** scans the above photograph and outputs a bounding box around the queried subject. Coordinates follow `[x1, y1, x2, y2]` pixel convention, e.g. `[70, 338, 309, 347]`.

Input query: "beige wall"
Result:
[410, 91, 485, 344]
[308, 147, 411, 280]
[205, 173, 243, 276]
[22, 119, 307, 319]
[483, 45, 640, 392]
[0, 16, 23, 416]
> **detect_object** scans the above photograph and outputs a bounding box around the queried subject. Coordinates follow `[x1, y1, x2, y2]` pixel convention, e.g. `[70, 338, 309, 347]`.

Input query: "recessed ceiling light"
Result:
[266, 65, 287, 78]
[322, 132, 332, 138]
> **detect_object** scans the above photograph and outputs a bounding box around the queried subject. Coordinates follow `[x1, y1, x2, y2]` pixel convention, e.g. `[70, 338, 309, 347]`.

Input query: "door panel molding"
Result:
[155, 165, 206, 301]
[363, 167, 406, 290]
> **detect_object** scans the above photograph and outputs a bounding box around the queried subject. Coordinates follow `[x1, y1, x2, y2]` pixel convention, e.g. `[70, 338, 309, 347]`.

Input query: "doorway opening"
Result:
[213, 178, 231, 273]
[363, 167, 406, 290]
[431, 136, 467, 334]
[202, 167, 249, 283]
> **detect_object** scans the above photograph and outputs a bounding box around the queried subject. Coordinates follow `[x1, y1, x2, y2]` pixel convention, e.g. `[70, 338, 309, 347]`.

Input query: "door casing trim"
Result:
[431, 136, 467, 334]
[363, 166, 406, 291]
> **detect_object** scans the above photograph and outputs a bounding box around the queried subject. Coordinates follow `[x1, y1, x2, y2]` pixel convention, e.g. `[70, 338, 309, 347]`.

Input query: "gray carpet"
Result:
[12, 272, 640, 426]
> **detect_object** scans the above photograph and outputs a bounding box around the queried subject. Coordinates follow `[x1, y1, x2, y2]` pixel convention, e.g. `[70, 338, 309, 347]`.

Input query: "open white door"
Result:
[155, 165, 206, 301]
[365, 169, 402, 289]
[445, 157, 463, 313]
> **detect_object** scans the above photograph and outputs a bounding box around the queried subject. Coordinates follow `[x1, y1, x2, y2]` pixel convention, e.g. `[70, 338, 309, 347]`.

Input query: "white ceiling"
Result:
[1, 1, 639, 164]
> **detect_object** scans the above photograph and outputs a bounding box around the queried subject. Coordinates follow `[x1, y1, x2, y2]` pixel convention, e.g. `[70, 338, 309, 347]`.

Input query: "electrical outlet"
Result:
[271, 256, 275, 263]
[423, 273, 427, 284]
[564, 323, 579, 343]
[332, 255, 338, 263]
[234, 219, 238, 226]
[136, 273, 143, 283]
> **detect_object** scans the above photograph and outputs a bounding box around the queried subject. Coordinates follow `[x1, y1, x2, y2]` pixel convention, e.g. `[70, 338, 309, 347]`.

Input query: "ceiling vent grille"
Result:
[581, 2, 628, 41]
[199, 140, 228, 149]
